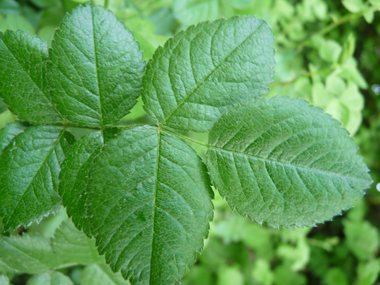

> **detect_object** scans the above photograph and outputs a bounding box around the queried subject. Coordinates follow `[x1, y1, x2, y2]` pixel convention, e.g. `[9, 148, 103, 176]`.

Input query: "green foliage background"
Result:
[0, 0, 379, 284]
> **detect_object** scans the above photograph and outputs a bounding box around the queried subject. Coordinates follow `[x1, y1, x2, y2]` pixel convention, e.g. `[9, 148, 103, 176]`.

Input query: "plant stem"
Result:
[297, 7, 377, 51]
[161, 127, 210, 148]
[104, 0, 109, 9]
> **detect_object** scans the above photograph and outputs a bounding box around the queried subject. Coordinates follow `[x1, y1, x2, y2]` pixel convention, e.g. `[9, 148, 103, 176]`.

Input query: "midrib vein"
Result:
[210, 147, 370, 184]
[91, 5, 103, 127]
[162, 22, 264, 125]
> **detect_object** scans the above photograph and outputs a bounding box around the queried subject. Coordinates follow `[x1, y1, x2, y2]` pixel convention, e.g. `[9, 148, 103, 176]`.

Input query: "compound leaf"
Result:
[206, 96, 372, 228]
[142, 16, 275, 132]
[52, 220, 104, 265]
[48, 4, 145, 127]
[0, 235, 63, 274]
[84, 126, 213, 284]
[0, 30, 62, 124]
[81, 264, 129, 285]
[59, 131, 103, 235]
[0, 126, 72, 230]
[26, 272, 73, 285]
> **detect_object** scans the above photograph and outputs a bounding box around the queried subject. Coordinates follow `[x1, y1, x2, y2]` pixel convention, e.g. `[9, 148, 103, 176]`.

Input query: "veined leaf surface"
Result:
[142, 16, 275, 132]
[84, 126, 213, 285]
[48, 4, 145, 127]
[206, 97, 372, 228]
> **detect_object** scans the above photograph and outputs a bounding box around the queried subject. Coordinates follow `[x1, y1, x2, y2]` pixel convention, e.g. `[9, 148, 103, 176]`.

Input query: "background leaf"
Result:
[26, 271, 73, 285]
[80, 264, 129, 285]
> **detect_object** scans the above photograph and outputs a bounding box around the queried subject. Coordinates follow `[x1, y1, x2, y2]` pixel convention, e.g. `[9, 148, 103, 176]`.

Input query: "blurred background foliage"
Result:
[0, 0, 380, 284]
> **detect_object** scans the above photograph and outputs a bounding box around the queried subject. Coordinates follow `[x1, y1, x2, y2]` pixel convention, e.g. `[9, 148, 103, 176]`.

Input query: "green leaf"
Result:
[0, 122, 26, 156]
[0, 275, 9, 285]
[344, 220, 379, 260]
[52, 220, 104, 265]
[0, 0, 19, 16]
[364, 9, 374, 23]
[0, 14, 35, 35]
[206, 96, 372, 228]
[173, 0, 234, 27]
[80, 264, 129, 285]
[342, 0, 365, 12]
[27, 272, 73, 285]
[356, 258, 380, 285]
[115, 9, 167, 61]
[48, 4, 145, 127]
[142, 16, 275, 132]
[0, 30, 62, 124]
[319, 40, 342, 63]
[324, 268, 348, 285]
[0, 126, 72, 230]
[59, 131, 103, 235]
[370, 0, 380, 5]
[0, 235, 62, 274]
[30, 0, 60, 9]
[217, 266, 244, 285]
[84, 126, 213, 284]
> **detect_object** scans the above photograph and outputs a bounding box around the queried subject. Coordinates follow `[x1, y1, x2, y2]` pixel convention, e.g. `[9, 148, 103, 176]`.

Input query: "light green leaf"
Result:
[0, 122, 26, 156]
[319, 40, 342, 63]
[52, 220, 104, 265]
[206, 96, 372, 228]
[0, 275, 9, 285]
[344, 220, 379, 260]
[81, 264, 129, 285]
[59, 131, 103, 235]
[0, 110, 15, 129]
[0, 126, 72, 230]
[217, 266, 244, 285]
[173, 0, 234, 27]
[252, 259, 273, 285]
[142, 16, 275, 132]
[0, 30, 62, 124]
[116, 9, 167, 61]
[342, 0, 365, 12]
[339, 57, 368, 89]
[84, 126, 213, 284]
[0, 14, 35, 35]
[370, 0, 380, 5]
[356, 258, 380, 285]
[364, 9, 374, 23]
[48, 4, 145, 127]
[0, 235, 62, 274]
[27, 272, 73, 285]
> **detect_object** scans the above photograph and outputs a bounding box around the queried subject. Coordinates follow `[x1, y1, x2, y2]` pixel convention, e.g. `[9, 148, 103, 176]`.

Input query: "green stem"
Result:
[104, 0, 109, 9]
[297, 7, 377, 51]
[161, 127, 210, 148]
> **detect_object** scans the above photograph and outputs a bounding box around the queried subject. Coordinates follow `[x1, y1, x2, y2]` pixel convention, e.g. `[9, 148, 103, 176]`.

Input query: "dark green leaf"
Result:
[48, 4, 145, 127]
[0, 30, 62, 124]
[142, 16, 275, 132]
[59, 131, 103, 235]
[0, 126, 72, 230]
[206, 97, 372, 228]
[84, 126, 213, 284]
